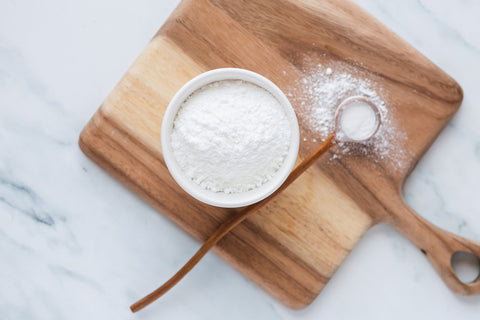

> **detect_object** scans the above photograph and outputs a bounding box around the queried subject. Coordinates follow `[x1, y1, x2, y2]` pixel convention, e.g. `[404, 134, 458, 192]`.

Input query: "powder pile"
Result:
[338, 100, 379, 141]
[171, 80, 291, 194]
[288, 60, 407, 169]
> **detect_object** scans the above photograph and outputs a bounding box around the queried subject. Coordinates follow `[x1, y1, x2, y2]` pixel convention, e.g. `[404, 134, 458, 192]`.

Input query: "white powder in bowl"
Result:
[338, 100, 379, 141]
[171, 80, 291, 194]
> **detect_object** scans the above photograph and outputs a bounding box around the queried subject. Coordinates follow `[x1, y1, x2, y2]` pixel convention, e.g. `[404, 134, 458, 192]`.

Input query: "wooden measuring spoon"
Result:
[130, 97, 381, 312]
[130, 133, 335, 312]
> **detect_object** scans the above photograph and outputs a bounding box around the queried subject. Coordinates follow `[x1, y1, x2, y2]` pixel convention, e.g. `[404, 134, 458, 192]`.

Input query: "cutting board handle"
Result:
[389, 200, 480, 295]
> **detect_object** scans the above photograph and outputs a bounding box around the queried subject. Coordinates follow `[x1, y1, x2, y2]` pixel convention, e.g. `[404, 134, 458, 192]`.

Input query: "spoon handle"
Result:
[130, 133, 336, 313]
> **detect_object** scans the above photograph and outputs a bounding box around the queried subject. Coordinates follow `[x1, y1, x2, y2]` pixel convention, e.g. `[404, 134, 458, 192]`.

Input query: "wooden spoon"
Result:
[130, 133, 334, 312]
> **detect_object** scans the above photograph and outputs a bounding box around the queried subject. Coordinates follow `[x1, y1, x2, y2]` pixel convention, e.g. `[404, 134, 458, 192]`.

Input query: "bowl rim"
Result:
[161, 68, 300, 208]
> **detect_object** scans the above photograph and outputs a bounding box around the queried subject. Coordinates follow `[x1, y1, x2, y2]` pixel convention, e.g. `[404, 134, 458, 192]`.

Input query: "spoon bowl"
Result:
[334, 96, 381, 143]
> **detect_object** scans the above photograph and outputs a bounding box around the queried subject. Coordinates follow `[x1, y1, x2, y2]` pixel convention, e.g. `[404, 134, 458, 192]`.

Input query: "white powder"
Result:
[287, 59, 408, 170]
[338, 100, 379, 141]
[171, 80, 291, 194]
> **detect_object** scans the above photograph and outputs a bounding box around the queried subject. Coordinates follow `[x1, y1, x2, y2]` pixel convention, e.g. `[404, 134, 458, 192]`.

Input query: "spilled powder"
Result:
[287, 60, 408, 170]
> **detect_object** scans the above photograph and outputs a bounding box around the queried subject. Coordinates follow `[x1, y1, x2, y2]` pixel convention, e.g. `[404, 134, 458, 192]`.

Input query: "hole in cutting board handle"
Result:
[451, 251, 480, 284]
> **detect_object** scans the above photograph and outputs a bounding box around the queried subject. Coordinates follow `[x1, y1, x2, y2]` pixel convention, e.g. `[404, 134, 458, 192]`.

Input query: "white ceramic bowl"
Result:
[161, 68, 299, 208]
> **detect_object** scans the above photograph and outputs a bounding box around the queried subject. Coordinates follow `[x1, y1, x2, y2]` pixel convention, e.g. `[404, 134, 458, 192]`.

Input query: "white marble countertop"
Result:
[1, 0, 480, 319]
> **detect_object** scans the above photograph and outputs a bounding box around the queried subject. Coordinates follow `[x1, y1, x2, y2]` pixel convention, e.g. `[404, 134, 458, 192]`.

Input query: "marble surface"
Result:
[1, 0, 479, 319]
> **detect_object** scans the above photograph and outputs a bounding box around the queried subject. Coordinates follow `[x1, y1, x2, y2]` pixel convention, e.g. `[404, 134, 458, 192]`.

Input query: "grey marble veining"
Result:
[0, 0, 479, 319]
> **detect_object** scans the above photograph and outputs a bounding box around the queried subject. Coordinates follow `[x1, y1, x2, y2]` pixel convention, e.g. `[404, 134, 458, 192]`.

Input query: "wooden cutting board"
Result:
[79, 0, 480, 309]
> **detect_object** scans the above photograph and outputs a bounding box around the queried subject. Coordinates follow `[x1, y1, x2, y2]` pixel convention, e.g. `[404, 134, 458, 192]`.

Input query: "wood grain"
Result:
[79, 0, 480, 309]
